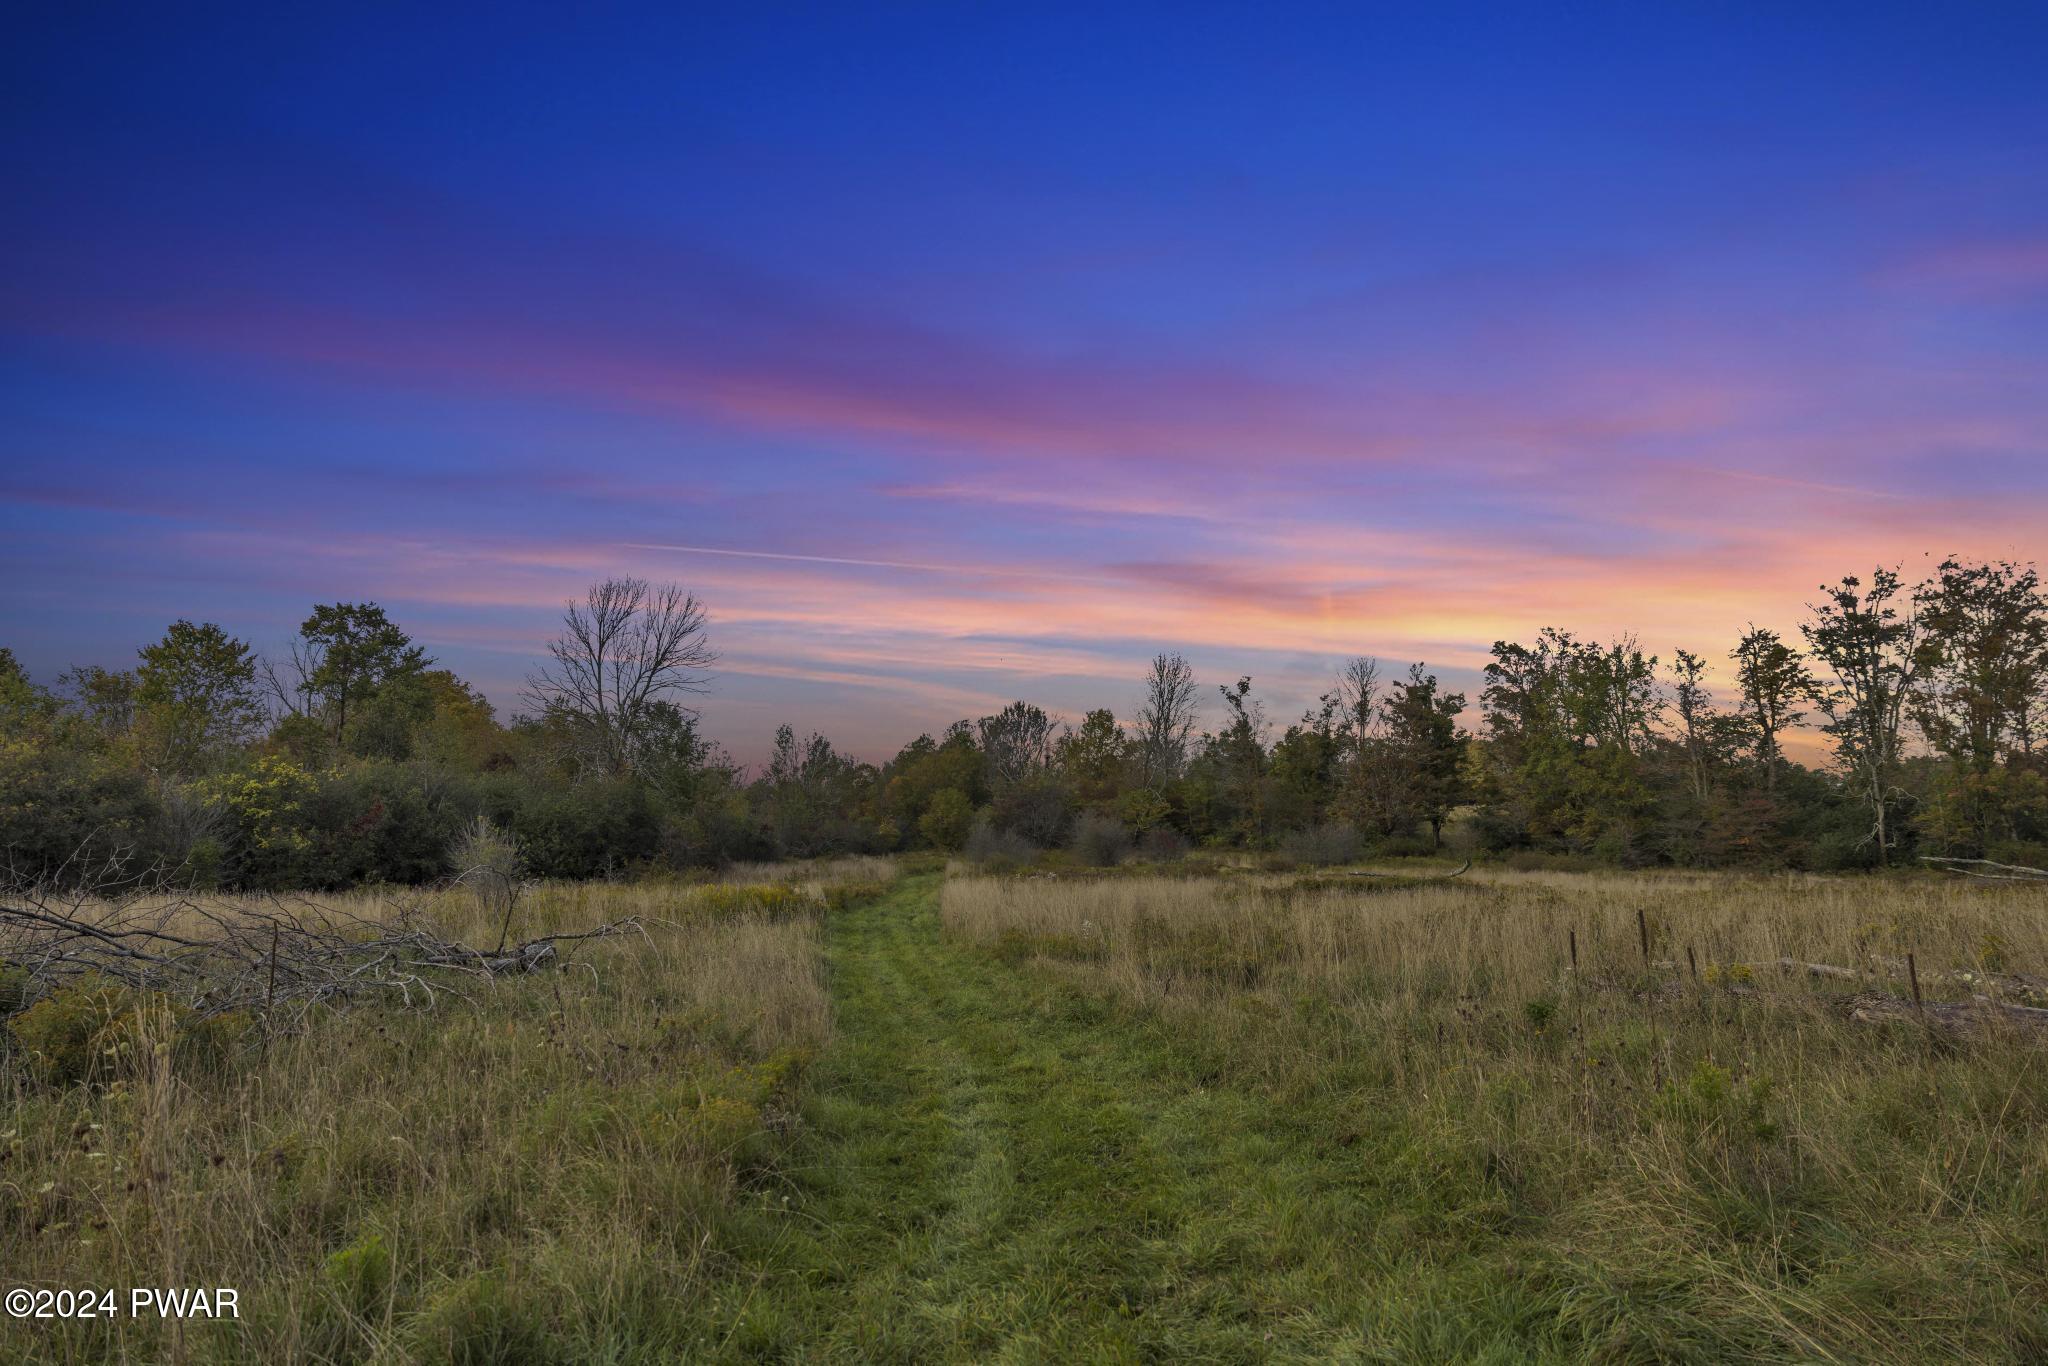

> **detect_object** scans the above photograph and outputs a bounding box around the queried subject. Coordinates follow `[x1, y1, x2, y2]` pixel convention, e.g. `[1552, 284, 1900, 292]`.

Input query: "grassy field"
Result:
[5, 859, 2047, 1361]
[0, 867, 877, 1364]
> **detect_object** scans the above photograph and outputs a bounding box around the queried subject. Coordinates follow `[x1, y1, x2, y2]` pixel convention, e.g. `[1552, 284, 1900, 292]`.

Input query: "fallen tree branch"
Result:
[0, 884, 644, 1032]
[1844, 992, 2048, 1039]
[1919, 856, 2048, 883]
[1344, 859, 1471, 882]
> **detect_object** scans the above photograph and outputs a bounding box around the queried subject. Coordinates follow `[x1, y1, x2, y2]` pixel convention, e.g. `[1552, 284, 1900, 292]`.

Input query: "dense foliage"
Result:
[4, 556, 2045, 889]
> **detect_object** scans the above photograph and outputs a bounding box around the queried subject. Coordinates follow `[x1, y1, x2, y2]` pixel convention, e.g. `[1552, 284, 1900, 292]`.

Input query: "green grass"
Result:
[706, 872, 2048, 1363]
[8, 867, 2044, 1361]
[707, 874, 1599, 1360]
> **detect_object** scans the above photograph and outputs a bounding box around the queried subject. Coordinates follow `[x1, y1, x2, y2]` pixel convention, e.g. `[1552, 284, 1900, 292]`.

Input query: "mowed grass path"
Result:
[712, 874, 1551, 1362]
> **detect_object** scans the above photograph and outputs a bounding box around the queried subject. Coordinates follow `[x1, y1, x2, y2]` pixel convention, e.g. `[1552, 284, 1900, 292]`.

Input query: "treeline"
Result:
[3, 559, 2045, 889]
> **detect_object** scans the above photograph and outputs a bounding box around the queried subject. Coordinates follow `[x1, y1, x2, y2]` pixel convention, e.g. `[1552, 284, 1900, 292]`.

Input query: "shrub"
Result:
[1068, 813, 1131, 867]
[918, 788, 975, 851]
[5, 976, 250, 1086]
[1280, 821, 1360, 867]
[1135, 826, 1190, 863]
[451, 813, 524, 941]
[0, 959, 32, 1016]
[322, 1229, 395, 1319]
[964, 817, 1038, 870]
[822, 879, 889, 912]
[989, 774, 1075, 848]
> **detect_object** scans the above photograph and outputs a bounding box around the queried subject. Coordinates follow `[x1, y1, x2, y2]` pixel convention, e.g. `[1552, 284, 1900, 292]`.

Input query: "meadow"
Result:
[0, 864, 885, 1364]
[940, 865, 2048, 1357]
[4, 856, 2047, 1362]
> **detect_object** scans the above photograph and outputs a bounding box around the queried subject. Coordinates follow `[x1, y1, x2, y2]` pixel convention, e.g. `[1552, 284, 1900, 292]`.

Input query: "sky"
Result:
[4, 4, 2046, 768]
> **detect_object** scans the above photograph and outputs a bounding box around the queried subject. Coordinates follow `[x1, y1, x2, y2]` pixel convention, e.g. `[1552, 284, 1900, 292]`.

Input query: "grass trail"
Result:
[709, 873, 1527, 1362]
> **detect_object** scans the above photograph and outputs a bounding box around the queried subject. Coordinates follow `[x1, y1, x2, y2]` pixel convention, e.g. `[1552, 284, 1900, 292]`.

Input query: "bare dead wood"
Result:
[1919, 856, 2048, 883]
[1595, 945, 2048, 1044]
[0, 877, 646, 1034]
[1344, 859, 1471, 882]
[1844, 992, 2048, 1039]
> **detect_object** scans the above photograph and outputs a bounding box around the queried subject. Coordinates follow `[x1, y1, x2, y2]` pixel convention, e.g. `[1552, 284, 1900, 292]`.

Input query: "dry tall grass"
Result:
[943, 868, 2048, 1013]
[1, 869, 860, 1363]
[942, 868, 2048, 1358]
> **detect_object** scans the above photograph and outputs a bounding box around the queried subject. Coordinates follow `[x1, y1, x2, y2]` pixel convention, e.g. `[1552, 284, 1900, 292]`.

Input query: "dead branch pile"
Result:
[0, 881, 643, 1031]
[1586, 951, 2048, 1043]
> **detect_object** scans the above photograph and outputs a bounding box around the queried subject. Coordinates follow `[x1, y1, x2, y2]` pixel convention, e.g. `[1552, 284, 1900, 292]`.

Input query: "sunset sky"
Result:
[5, 6, 2046, 766]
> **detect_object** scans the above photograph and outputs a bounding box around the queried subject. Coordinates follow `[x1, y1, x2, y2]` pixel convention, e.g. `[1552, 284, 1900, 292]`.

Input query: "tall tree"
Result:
[1669, 649, 1717, 803]
[976, 701, 1058, 788]
[524, 579, 714, 776]
[1056, 708, 1129, 808]
[1133, 653, 1199, 786]
[60, 664, 139, 740]
[1730, 625, 1811, 792]
[0, 648, 59, 732]
[1803, 568, 1920, 864]
[1333, 657, 1396, 835]
[1384, 663, 1467, 847]
[135, 620, 265, 776]
[759, 725, 873, 857]
[1913, 558, 2048, 768]
[1911, 557, 2048, 848]
[269, 602, 432, 749]
[1268, 692, 1342, 833]
[1205, 676, 1270, 840]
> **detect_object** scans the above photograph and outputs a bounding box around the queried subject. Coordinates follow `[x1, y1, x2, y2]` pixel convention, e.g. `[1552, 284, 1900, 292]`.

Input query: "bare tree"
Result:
[1337, 656, 1380, 748]
[976, 701, 1059, 788]
[524, 578, 715, 775]
[1133, 652, 1199, 786]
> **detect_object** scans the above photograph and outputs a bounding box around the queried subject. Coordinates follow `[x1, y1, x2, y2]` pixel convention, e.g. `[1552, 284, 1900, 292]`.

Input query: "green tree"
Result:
[1055, 708, 1129, 809]
[880, 727, 984, 842]
[0, 648, 59, 732]
[1268, 692, 1341, 834]
[60, 665, 139, 741]
[1199, 677, 1269, 843]
[1803, 568, 1920, 864]
[1911, 557, 2048, 852]
[918, 787, 975, 851]
[135, 620, 265, 777]
[1730, 626, 1811, 792]
[1384, 664, 1468, 847]
[278, 602, 432, 751]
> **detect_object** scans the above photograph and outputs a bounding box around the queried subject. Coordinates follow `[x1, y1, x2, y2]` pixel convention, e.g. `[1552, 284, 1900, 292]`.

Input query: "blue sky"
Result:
[5, 3, 2046, 763]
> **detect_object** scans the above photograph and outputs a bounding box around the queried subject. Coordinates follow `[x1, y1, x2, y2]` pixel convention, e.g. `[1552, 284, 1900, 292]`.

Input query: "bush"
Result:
[1374, 833, 1440, 859]
[8, 977, 150, 1084]
[499, 778, 662, 879]
[918, 788, 975, 851]
[964, 817, 1037, 870]
[302, 762, 468, 887]
[1135, 826, 1190, 863]
[989, 774, 1075, 848]
[1068, 813, 1131, 867]
[1280, 821, 1361, 867]
[5, 977, 251, 1087]
[1504, 850, 1598, 873]
[0, 960, 32, 1016]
